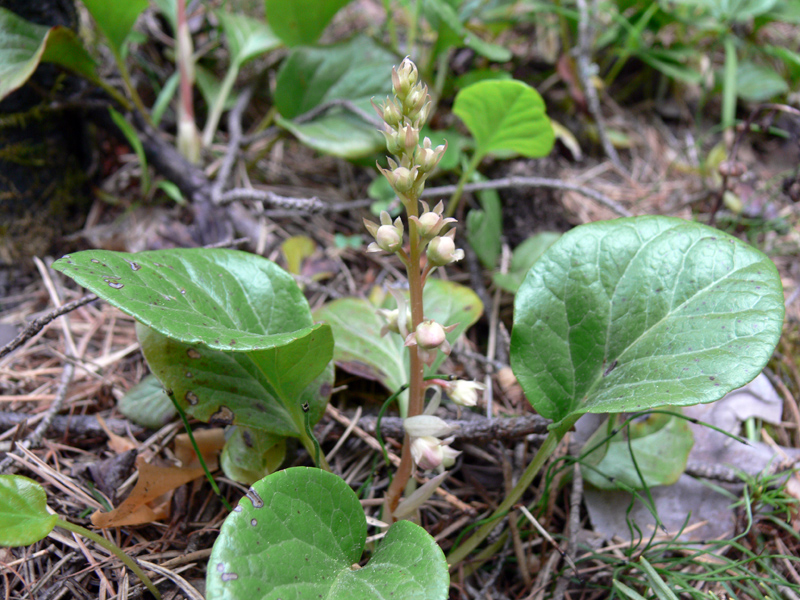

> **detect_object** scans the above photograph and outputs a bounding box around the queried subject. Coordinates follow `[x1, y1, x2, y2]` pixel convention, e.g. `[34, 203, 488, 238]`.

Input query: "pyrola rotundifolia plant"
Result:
[364, 58, 487, 516]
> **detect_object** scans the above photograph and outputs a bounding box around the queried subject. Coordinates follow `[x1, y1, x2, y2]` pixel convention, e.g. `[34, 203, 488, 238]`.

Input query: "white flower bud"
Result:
[410, 200, 455, 238]
[390, 166, 416, 193]
[412, 320, 446, 350]
[427, 230, 465, 266]
[375, 225, 402, 252]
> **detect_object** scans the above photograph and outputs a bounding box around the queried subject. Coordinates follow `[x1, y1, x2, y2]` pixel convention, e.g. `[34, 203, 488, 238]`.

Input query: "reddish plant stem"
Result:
[385, 201, 425, 517]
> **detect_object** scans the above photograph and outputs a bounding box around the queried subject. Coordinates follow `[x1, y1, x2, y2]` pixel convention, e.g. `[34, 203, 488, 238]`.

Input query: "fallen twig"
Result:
[0, 294, 97, 360]
[359, 413, 550, 445]
[211, 86, 254, 204]
[423, 177, 633, 217]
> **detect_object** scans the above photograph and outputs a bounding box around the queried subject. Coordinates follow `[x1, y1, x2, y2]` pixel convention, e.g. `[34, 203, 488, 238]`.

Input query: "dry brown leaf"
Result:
[174, 428, 226, 470]
[91, 456, 205, 528]
[96, 414, 137, 453]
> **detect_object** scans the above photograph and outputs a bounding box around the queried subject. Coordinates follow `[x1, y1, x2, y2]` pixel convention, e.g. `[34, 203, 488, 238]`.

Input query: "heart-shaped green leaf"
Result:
[207, 467, 448, 600]
[274, 35, 396, 159]
[265, 0, 354, 46]
[581, 412, 694, 490]
[453, 79, 554, 161]
[0, 7, 99, 101]
[80, 0, 149, 58]
[52, 249, 329, 354]
[314, 279, 483, 406]
[0, 475, 57, 547]
[511, 217, 785, 429]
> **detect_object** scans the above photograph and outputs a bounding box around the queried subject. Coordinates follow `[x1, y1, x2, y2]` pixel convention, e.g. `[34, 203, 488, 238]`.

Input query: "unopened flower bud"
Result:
[392, 58, 418, 100]
[412, 320, 447, 350]
[427, 230, 464, 266]
[375, 225, 402, 252]
[410, 200, 455, 238]
[381, 127, 403, 155]
[381, 99, 402, 128]
[367, 211, 404, 253]
[397, 124, 419, 157]
[416, 138, 447, 173]
[388, 166, 416, 194]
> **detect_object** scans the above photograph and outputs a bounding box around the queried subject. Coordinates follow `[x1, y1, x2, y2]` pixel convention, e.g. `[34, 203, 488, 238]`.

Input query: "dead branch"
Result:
[0, 294, 97, 360]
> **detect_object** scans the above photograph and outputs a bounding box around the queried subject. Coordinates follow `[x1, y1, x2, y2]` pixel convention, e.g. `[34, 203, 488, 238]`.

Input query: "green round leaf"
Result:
[217, 12, 281, 67]
[493, 232, 561, 293]
[0, 475, 57, 547]
[207, 468, 449, 599]
[453, 79, 554, 161]
[52, 249, 327, 353]
[511, 217, 784, 427]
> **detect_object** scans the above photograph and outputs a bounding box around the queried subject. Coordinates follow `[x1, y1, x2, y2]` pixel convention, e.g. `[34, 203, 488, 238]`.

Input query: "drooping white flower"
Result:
[446, 380, 486, 407]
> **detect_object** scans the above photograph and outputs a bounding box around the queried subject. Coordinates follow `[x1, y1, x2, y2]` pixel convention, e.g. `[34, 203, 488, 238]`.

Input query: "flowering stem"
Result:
[385, 201, 425, 517]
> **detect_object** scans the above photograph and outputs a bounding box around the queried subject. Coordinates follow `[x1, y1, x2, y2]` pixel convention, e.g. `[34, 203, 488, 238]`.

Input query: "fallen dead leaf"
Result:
[174, 428, 226, 470]
[96, 414, 137, 453]
[91, 456, 205, 528]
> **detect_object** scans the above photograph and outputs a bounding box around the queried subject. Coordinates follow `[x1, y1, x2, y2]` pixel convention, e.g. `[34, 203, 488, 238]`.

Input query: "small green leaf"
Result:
[466, 188, 502, 268]
[220, 427, 286, 485]
[493, 232, 561, 293]
[207, 468, 449, 600]
[274, 35, 396, 159]
[0, 475, 57, 547]
[217, 12, 281, 68]
[281, 235, 316, 275]
[0, 7, 98, 101]
[511, 217, 784, 428]
[80, 0, 149, 58]
[118, 374, 177, 429]
[453, 79, 554, 161]
[265, 0, 354, 46]
[581, 412, 694, 490]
